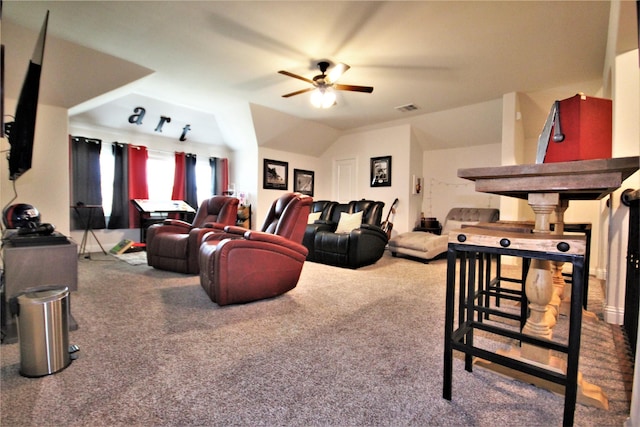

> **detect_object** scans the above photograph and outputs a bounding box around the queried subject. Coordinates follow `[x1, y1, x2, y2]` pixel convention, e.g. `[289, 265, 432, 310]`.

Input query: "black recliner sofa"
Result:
[303, 199, 387, 268]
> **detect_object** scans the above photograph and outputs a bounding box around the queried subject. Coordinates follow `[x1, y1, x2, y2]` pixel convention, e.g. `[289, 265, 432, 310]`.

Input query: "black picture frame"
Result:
[293, 169, 314, 196]
[370, 156, 392, 187]
[263, 158, 288, 190]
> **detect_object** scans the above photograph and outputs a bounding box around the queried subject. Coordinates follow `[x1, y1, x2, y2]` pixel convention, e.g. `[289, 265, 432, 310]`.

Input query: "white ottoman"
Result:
[388, 207, 501, 262]
[389, 231, 447, 262]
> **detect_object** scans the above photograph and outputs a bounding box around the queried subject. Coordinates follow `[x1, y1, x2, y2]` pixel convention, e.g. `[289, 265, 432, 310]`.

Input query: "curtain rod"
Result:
[110, 141, 196, 157]
[108, 141, 223, 160]
[72, 136, 100, 144]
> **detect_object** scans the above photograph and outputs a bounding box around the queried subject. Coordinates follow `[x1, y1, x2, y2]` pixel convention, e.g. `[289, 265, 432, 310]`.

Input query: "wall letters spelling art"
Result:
[128, 107, 192, 141]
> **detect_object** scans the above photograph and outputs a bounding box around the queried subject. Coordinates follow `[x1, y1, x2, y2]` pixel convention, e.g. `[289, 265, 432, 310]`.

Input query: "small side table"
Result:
[2, 238, 79, 344]
[415, 218, 442, 235]
[413, 225, 442, 235]
[237, 204, 251, 229]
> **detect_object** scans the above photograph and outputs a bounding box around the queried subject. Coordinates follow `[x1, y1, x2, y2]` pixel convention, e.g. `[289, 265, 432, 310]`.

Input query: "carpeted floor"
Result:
[0, 250, 633, 426]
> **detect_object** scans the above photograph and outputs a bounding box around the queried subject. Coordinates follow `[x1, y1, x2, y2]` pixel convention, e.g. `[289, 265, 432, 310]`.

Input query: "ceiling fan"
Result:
[278, 61, 374, 108]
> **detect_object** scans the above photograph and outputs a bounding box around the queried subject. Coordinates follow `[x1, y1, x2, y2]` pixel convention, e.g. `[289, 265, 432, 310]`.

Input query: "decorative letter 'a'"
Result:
[128, 107, 146, 125]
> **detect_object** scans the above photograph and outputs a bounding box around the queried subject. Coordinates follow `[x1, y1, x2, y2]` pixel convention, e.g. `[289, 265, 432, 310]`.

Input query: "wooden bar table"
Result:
[457, 156, 639, 410]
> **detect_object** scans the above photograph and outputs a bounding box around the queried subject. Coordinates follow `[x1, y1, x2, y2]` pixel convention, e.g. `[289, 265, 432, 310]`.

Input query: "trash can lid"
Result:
[17, 286, 69, 304]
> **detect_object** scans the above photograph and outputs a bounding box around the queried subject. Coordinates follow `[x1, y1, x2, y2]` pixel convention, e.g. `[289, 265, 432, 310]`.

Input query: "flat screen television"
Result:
[4, 11, 48, 181]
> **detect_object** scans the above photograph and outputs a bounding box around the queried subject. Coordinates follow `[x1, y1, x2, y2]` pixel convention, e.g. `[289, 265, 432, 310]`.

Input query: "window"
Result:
[196, 156, 212, 205]
[147, 151, 175, 201]
[97, 144, 213, 219]
[99, 146, 115, 218]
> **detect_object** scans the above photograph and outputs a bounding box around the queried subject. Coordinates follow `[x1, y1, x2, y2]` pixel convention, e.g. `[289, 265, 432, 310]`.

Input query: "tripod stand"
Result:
[72, 205, 107, 259]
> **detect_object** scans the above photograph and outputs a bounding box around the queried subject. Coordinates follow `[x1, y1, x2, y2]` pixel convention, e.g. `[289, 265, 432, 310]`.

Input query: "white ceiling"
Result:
[2, 1, 637, 154]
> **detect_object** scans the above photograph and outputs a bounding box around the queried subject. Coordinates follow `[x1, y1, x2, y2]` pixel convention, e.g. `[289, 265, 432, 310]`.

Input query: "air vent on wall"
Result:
[395, 103, 419, 113]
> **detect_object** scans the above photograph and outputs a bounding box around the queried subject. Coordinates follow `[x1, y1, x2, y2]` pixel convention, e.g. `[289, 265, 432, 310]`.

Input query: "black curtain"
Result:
[107, 143, 129, 229]
[209, 157, 219, 195]
[70, 136, 106, 230]
[185, 153, 197, 209]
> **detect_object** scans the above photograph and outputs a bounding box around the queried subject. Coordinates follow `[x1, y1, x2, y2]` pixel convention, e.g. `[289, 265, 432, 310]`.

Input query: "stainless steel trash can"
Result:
[13, 286, 71, 377]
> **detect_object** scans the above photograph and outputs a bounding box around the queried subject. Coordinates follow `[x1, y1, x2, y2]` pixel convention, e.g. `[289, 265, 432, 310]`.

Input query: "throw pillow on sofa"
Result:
[335, 211, 363, 233]
[307, 212, 322, 224]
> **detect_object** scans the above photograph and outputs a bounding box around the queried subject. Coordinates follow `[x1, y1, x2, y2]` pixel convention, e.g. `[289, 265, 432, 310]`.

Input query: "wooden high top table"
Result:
[457, 156, 639, 410]
[458, 157, 638, 203]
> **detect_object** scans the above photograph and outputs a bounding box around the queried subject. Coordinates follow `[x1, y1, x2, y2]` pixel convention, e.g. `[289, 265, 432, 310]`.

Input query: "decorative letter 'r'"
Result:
[155, 116, 171, 132]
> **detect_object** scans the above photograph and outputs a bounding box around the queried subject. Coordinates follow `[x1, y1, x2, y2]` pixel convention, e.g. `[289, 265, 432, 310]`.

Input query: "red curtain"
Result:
[171, 152, 186, 200]
[128, 144, 149, 227]
[169, 152, 186, 219]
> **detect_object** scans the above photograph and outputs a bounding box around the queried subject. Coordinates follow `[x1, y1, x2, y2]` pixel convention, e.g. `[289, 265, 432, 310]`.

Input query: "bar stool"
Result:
[464, 222, 534, 329]
[442, 226, 587, 426]
[476, 250, 529, 329]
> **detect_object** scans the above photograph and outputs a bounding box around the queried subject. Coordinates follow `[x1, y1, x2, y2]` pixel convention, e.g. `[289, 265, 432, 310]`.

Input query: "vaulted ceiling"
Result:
[2, 1, 637, 155]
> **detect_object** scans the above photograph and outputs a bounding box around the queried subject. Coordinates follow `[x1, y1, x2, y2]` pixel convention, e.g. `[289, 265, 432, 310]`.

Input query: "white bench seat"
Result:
[389, 207, 500, 262]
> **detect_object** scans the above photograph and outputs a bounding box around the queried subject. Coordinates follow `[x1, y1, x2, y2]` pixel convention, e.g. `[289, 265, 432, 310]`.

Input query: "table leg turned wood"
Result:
[496, 192, 608, 410]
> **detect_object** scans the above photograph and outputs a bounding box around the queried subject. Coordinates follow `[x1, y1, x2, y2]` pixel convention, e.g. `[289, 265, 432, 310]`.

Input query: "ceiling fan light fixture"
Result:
[310, 86, 336, 109]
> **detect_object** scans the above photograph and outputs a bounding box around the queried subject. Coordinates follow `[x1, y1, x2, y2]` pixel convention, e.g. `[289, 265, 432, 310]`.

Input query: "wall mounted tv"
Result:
[4, 11, 49, 181]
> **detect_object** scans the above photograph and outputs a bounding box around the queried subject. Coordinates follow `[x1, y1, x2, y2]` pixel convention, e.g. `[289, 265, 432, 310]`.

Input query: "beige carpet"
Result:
[0, 251, 632, 426]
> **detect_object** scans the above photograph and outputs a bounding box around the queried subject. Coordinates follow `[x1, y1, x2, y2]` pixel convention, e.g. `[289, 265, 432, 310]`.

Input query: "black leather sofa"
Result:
[303, 199, 387, 268]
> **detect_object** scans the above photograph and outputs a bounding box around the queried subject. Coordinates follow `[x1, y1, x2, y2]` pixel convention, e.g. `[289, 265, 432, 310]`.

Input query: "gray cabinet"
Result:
[2, 240, 78, 343]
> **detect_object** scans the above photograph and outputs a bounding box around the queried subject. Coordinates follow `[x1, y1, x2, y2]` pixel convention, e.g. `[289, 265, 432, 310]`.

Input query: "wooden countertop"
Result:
[458, 156, 639, 201]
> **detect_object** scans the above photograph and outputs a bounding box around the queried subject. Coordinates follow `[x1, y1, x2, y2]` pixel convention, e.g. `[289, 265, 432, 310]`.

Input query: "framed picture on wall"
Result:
[293, 169, 314, 196]
[370, 155, 392, 187]
[263, 159, 288, 190]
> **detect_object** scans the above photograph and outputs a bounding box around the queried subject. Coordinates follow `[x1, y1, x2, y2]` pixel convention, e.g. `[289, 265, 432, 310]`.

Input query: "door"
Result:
[334, 158, 357, 202]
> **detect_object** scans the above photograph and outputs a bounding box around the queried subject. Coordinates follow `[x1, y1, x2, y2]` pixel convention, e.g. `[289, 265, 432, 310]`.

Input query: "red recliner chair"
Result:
[146, 196, 239, 274]
[198, 192, 312, 306]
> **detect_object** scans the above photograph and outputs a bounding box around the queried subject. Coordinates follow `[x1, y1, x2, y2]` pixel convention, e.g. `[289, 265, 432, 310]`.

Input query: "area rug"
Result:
[111, 250, 148, 265]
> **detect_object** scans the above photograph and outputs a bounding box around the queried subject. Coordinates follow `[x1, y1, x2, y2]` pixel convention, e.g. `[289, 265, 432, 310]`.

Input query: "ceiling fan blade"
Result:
[327, 62, 350, 83]
[334, 84, 374, 93]
[282, 87, 315, 98]
[278, 70, 315, 85]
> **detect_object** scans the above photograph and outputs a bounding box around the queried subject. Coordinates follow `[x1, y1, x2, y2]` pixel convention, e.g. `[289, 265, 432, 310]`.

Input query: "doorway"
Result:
[334, 158, 357, 202]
